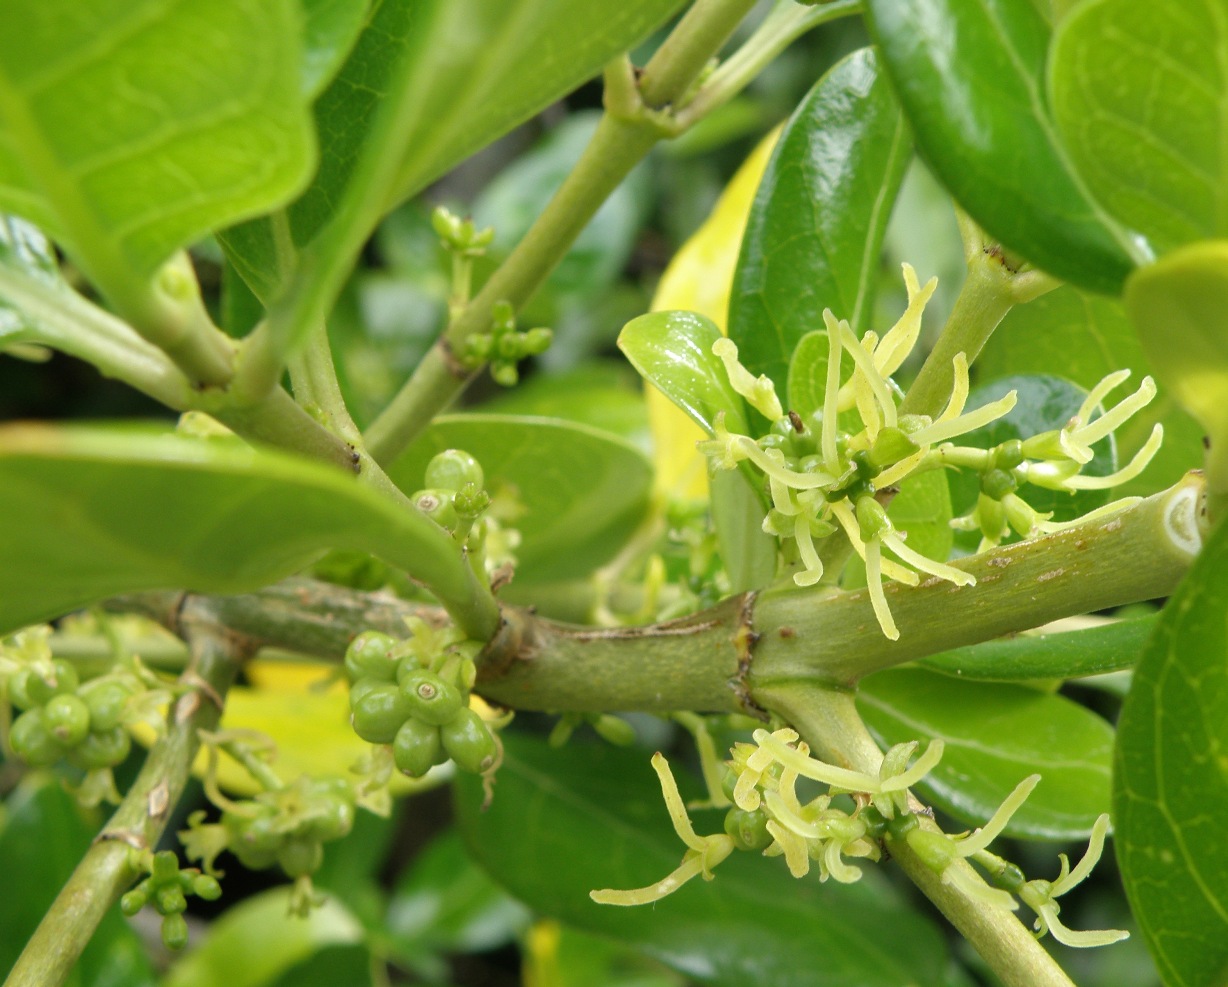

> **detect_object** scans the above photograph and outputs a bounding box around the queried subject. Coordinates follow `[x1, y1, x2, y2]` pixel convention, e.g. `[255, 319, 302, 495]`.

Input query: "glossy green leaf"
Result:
[0, 779, 154, 987]
[530, 924, 685, 987]
[300, 0, 372, 98]
[1126, 241, 1228, 493]
[922, 615, 1158, 681]
[865, 0, 1142, 293]
[222, 0, 683, 301]
[785, 329, 856, 429]
[385, 829, 529, 962]
[388, 414, 652, 584]
[947, 375, 1116, 547]
[263, 946, 371, 987]
[1115, 514, 1228, 987]
[710, 468, 778, 593]
[618, 310, 750, 436]
[162, 888, 364, 987]
[729, 47, 912, 385]
[859, 667, 1114, 839]
[0, 0, 314, 279]
[0, 424, 470, 634]
[456, 734, 951, 987]
[1049, 0, 1228, 255]
[977, 285, 1204, 496]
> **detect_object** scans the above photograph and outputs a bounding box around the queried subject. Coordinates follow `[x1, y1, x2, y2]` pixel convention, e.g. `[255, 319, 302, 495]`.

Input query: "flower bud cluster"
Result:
[698, 265, 1161, 639]
[121, 849, 222, 950]
[461, 300, 552, 386]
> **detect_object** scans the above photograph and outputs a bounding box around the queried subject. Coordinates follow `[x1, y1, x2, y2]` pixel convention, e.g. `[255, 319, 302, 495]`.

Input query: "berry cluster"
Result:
[345, 621, 497, 779]
[121, 850, 221, 950]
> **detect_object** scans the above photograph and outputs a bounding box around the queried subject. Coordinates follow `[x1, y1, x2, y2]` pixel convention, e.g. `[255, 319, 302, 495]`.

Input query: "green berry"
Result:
[78, 679, 134, 732]
[440, 708, 497, 773]
[349, 681, 412, 744]
[161, 912, 189, 951]
[277, 837, 323, 878]
[344, 631, 399, 683]
[724, 807, 772, 851]
[26, 661, 80, 705]
[413, 488, 458, 529]
[400, 670, 463, 726]
[42, 693, 91, 747]
[9, 708, 67, 766]
[69, 726, 131, 769]
[304, 795, 354, 843]
[425, 449, 484, 493]
[393, 718, 444, 778]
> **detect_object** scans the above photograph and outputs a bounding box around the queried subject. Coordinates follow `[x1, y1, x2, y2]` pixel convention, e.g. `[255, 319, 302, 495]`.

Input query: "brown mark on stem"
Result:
[729, 591, 766, 718]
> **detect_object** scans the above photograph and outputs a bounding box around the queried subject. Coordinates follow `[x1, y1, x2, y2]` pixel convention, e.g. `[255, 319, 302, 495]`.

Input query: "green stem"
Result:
[752, 682, 1077, 987]
[364, 0, 767, 464]
[286, 323, 364, 447]
[2, 612, 243, 987]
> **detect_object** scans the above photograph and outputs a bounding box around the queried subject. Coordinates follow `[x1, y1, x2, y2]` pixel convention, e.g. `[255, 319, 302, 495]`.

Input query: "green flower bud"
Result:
[440, 708, 497, 774]
[490, 361, 519, 387]
[724, 806, 772, 851]
[78, 678, 135, 732]
[69, 726, 132, 769]
[868, 427, 921, 468]
[393, 718, 445, 778]
[453, 483, 490, 522]
[855, 496, 890, 539]
[592, 714, 636, 747]
[120, 889, 147, 917]
[519, 327, 553, 356]
[400, 670, 463, 726]
[350, 681, 412, 744]
[490, 301, 516, 333]
[987, 859, 1027, 893]
[9, 708, 67, 766]
[980, 468, 1018, 500]
[344, 631, 400, 683]
[904, 827, 957, 875]
[152, 850, 180, 882]
[42, 693, 91, 747]
[277, 837, 323, 879]
[425, 449, 485, 493]
[192, 874, 223, 901]
[993, 438, 1025, 471]
[155, 885, 187, 916]
[161, 912, 189, 951]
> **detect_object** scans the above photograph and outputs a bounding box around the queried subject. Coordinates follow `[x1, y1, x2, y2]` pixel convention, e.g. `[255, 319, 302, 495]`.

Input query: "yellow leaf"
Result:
[648, 128, 781, 499]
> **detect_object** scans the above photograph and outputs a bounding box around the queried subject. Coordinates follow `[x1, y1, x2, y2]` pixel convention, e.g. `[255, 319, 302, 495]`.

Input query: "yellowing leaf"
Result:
[647, 128, 780, 499]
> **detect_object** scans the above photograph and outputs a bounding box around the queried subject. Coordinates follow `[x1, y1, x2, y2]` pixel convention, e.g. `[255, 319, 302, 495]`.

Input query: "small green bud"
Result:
[980, 468, 1018, 500]
[425, 449, 484, 492]
[855, 496, 890, 539]
[400, 670, 464, 726]
[724, 807, 772, 851]
[464, 334, 493, 362]
[120, 889, 147, 917]
[490, 361, 519, 387]
[453, 482, 490, 522]
[155, 885, 187, 916]
[519, 327, 552, 356]
[592, 714, 636, 747]
[993, 439, 1025, 471]
[393, 718, 445, 778]
[42, 693, 91, 747]
[440, 708, 497, 773]
[987, 859, 1027, 893]
[976, 493, 1007, 542]
[884, 811, 919, 842]
[161, 912, 189, 951]
[192, 874, 223, 901]
[904, 827, 957, 875]
[490, 301, 516, 333]
[79, 679, 135, 732]
[152, 850, 180, 882]
[9, 708, 66, 766]
[69, 726, 132, 769]
[344, 631, 400, 683]
[868, 427, 921, 468]
[350, 681, 412, 744]
[431, 205, 464, 242]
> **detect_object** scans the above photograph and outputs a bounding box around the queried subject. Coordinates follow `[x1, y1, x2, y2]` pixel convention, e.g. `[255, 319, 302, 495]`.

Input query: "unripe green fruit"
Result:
[440, 708, 497, 773]
[224, 808, 281, 858]
[344, 631, 400, 683]
[277, 837, 323, 878]
[78, 678, 134, 732]
[724, 806, 772, 851]
[70, 726, 132, 769]
[400, 670, 463, 726]
[425, 449, 484, 493]
[26, 661, 80, 705]
[161, 912, 189, 951]
[42, 693, 91, 747]
[305, 796, 354, 843]
[349, 681, 411, 744]
[413, 488, 459, 529]
[9, 708, 67, 766]
[393, 718, 445, 778]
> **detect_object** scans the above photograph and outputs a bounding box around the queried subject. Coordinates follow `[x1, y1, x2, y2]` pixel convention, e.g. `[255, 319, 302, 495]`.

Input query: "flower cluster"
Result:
[592, 727, 1125, 948]
[698, 265, 1161, 639]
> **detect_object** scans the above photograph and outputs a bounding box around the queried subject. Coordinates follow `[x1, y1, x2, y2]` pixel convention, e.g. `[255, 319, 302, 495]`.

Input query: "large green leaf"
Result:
[0, 424, 470, 634]
[455, 734, 952, 987]
[922, 615, 1158, 681]
[1049, 0, 1228, 256]
[859, 668, 1115, 840]
[222, 0, 683, 302]
[976, 285, 1204, 496]
[0, 0, 314, 279]
[864, 0, 1142, 294]
[300, 0, 372, 98]
[1115, 516, 1228, 987]
[1126, 241, 1228, 494]
[728, 47, 912, 386]
[0, 779, 154, 987]
[162, 888, 364, 987]
[388, 414, 653, 584]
